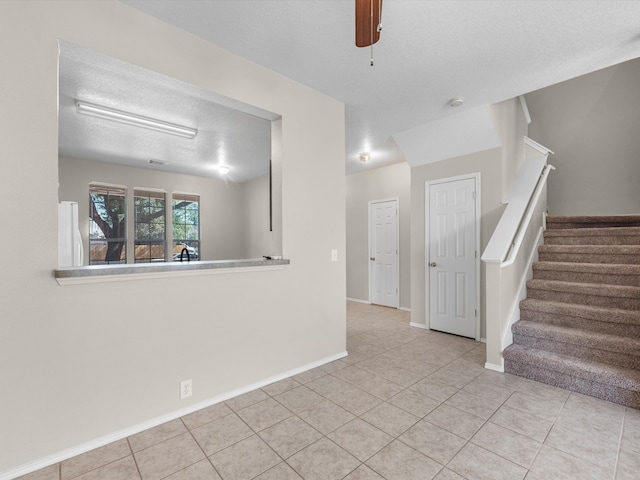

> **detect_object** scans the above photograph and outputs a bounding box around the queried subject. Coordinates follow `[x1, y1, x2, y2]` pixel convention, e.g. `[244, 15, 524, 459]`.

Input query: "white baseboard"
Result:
[484, 361, 505, 373]
[346, 297, 370, 304]
[410, 322, 428, 330]
[346, 298, 410, 312]
[0, 351, 348, 480]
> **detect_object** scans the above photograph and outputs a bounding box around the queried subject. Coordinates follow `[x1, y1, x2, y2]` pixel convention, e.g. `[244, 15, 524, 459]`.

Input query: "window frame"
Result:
[88, 183, 127, 265]
[172, 192, 200, 261]
[133, 188, 167, 263]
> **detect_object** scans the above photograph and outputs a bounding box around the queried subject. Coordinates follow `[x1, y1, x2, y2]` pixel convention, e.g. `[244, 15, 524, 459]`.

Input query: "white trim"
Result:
[89, 181, 127, 190]
[0, 351, 348, 480]
[479, 338, 487, 343]
[484, 361, 505, 373]
[410, 322, 428, 329]
[368, 197, 400, 309]
[518, 95, 531, 125]
[482, 157, 548, 264]
[399, 306, 411, 312]
[501, 226, 544, 351]
[56, 265, 285, 286]
[425, 173, 482, 340]
[524, 136, 554, 156]
[346, 297, 370, 305]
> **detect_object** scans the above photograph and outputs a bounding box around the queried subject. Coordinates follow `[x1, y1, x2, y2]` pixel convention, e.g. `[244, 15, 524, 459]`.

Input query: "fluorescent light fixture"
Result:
[76, 101, 197, 139]
[218, 165, 231, 175]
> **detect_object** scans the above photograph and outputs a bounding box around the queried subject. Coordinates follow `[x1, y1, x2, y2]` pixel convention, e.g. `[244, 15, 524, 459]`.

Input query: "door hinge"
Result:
[472, 191, 476, 200]
[475, 309, 478, 317]
[475, 250, 477, 259]
[396, 288, 398, 294]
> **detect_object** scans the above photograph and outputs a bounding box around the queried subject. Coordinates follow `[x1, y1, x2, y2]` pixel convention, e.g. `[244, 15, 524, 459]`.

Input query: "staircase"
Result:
[503, 215, 640, 408]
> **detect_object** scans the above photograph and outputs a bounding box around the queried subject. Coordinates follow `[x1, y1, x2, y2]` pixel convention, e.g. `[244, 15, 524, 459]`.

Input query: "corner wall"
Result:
[0, 1, 345, 474]
[525, 57, 640, 215]
[345, 162, 411, 309]
[410, 148, 503, 338]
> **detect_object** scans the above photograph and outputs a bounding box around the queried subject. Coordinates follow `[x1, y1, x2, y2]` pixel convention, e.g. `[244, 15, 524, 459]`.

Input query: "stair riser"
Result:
[544, 235, 640, 246]
[520, 309, 640, 336]
[538, 252, 640, 264]
[527, 288, 640, 310]
[504, 360, 640, 409]
[512, 333, 640, 370]
[533, 269, 640, 287]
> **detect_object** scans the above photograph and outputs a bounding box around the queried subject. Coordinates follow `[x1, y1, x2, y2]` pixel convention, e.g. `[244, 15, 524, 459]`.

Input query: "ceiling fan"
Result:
[355, 0, 383, 65]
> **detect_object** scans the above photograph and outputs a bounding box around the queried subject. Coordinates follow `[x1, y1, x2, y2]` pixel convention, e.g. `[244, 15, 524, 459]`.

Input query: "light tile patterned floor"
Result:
[18, 302, 640, 480]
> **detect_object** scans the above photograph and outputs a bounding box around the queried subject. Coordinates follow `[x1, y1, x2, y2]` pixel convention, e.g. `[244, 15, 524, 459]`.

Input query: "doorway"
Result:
[369, 198, 399, 308]
[425, 174, 480, 339]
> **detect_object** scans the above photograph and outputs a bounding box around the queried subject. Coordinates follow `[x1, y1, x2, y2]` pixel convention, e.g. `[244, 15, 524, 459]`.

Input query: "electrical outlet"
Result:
[331, 249, 338, 262]
[180, 379, 192, 399]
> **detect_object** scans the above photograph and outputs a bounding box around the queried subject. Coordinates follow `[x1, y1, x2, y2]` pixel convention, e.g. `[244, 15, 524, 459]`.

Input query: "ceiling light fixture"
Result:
[218, 165, 231, 175]
[448, 97, 464, 107]
[76, 100, 197, 139]
[359, 153, 371, 163]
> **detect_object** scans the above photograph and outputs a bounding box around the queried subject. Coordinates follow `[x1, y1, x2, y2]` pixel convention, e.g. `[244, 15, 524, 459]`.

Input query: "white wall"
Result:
[345, 162, 411, 309]
[59, 156, 248, 262]
[491, 98, 529, 193]
[243, 173, 278, 258]
[526, 57, 640, 215]
[0, 1, 345, 474]
[410, 148, 504, 339]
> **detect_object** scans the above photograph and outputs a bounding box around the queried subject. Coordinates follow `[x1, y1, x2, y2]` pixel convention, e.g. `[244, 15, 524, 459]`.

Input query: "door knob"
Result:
[370, 257, 375, 261]
[430, 262, 436, 267]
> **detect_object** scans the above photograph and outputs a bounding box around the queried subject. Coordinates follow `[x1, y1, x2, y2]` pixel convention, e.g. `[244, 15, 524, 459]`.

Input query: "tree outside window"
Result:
[89, 185, 126, 264]
[134, 190, 166, 263]
[172, 193, 199, 261]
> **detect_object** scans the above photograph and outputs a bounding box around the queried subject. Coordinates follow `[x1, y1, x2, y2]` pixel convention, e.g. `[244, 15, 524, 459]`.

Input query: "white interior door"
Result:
[427, 177, 478, 338]
[370, 199, 398, 308]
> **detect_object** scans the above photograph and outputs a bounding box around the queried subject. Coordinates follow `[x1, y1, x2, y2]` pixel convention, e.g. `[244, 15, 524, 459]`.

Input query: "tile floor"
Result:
[19, 301, 640, 480]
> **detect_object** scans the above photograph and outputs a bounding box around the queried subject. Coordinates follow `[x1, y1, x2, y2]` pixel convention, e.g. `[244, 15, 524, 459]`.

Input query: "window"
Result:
[134, 189, 166, 263]
[89, 184, 126, 264]
[172, 193, 199, 261]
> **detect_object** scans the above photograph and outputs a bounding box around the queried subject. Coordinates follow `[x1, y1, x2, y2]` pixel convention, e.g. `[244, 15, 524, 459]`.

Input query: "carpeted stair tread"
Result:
[546, 215, 640, 229]
[533, 262, 640, 286]
[509, 214, 640, 407]
[539, 244, 640, 255]
[527, 279, 640, 300]
[533, 261, 640, 276]
[504, 344, 640, 408]
[511, 320, 640, 359]
[520, 298, 640, 327]
[538, 244, 640, 264]
[503, 344, 640, 390]
[544, 227, 640, 245]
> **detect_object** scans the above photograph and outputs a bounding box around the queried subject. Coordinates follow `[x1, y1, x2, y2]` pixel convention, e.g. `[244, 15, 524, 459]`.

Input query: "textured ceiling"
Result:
[59, 42, 276, 183]
[101, 1, 640, 176]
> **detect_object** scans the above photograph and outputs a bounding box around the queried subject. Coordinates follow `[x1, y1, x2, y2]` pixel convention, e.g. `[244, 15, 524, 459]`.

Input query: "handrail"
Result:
[481, 156, 553, 264]
[502, 163, 555, 266]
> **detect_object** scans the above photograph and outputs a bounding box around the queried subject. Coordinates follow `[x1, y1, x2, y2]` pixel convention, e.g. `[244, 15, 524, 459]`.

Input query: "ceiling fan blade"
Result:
[355, 0, 382, 47]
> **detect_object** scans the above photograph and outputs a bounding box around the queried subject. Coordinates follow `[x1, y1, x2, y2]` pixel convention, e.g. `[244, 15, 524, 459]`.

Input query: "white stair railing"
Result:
[482, 150, 555, 372]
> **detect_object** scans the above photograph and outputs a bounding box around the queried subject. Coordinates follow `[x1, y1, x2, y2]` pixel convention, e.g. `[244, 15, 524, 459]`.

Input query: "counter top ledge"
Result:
[54, 258, 290, 285]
